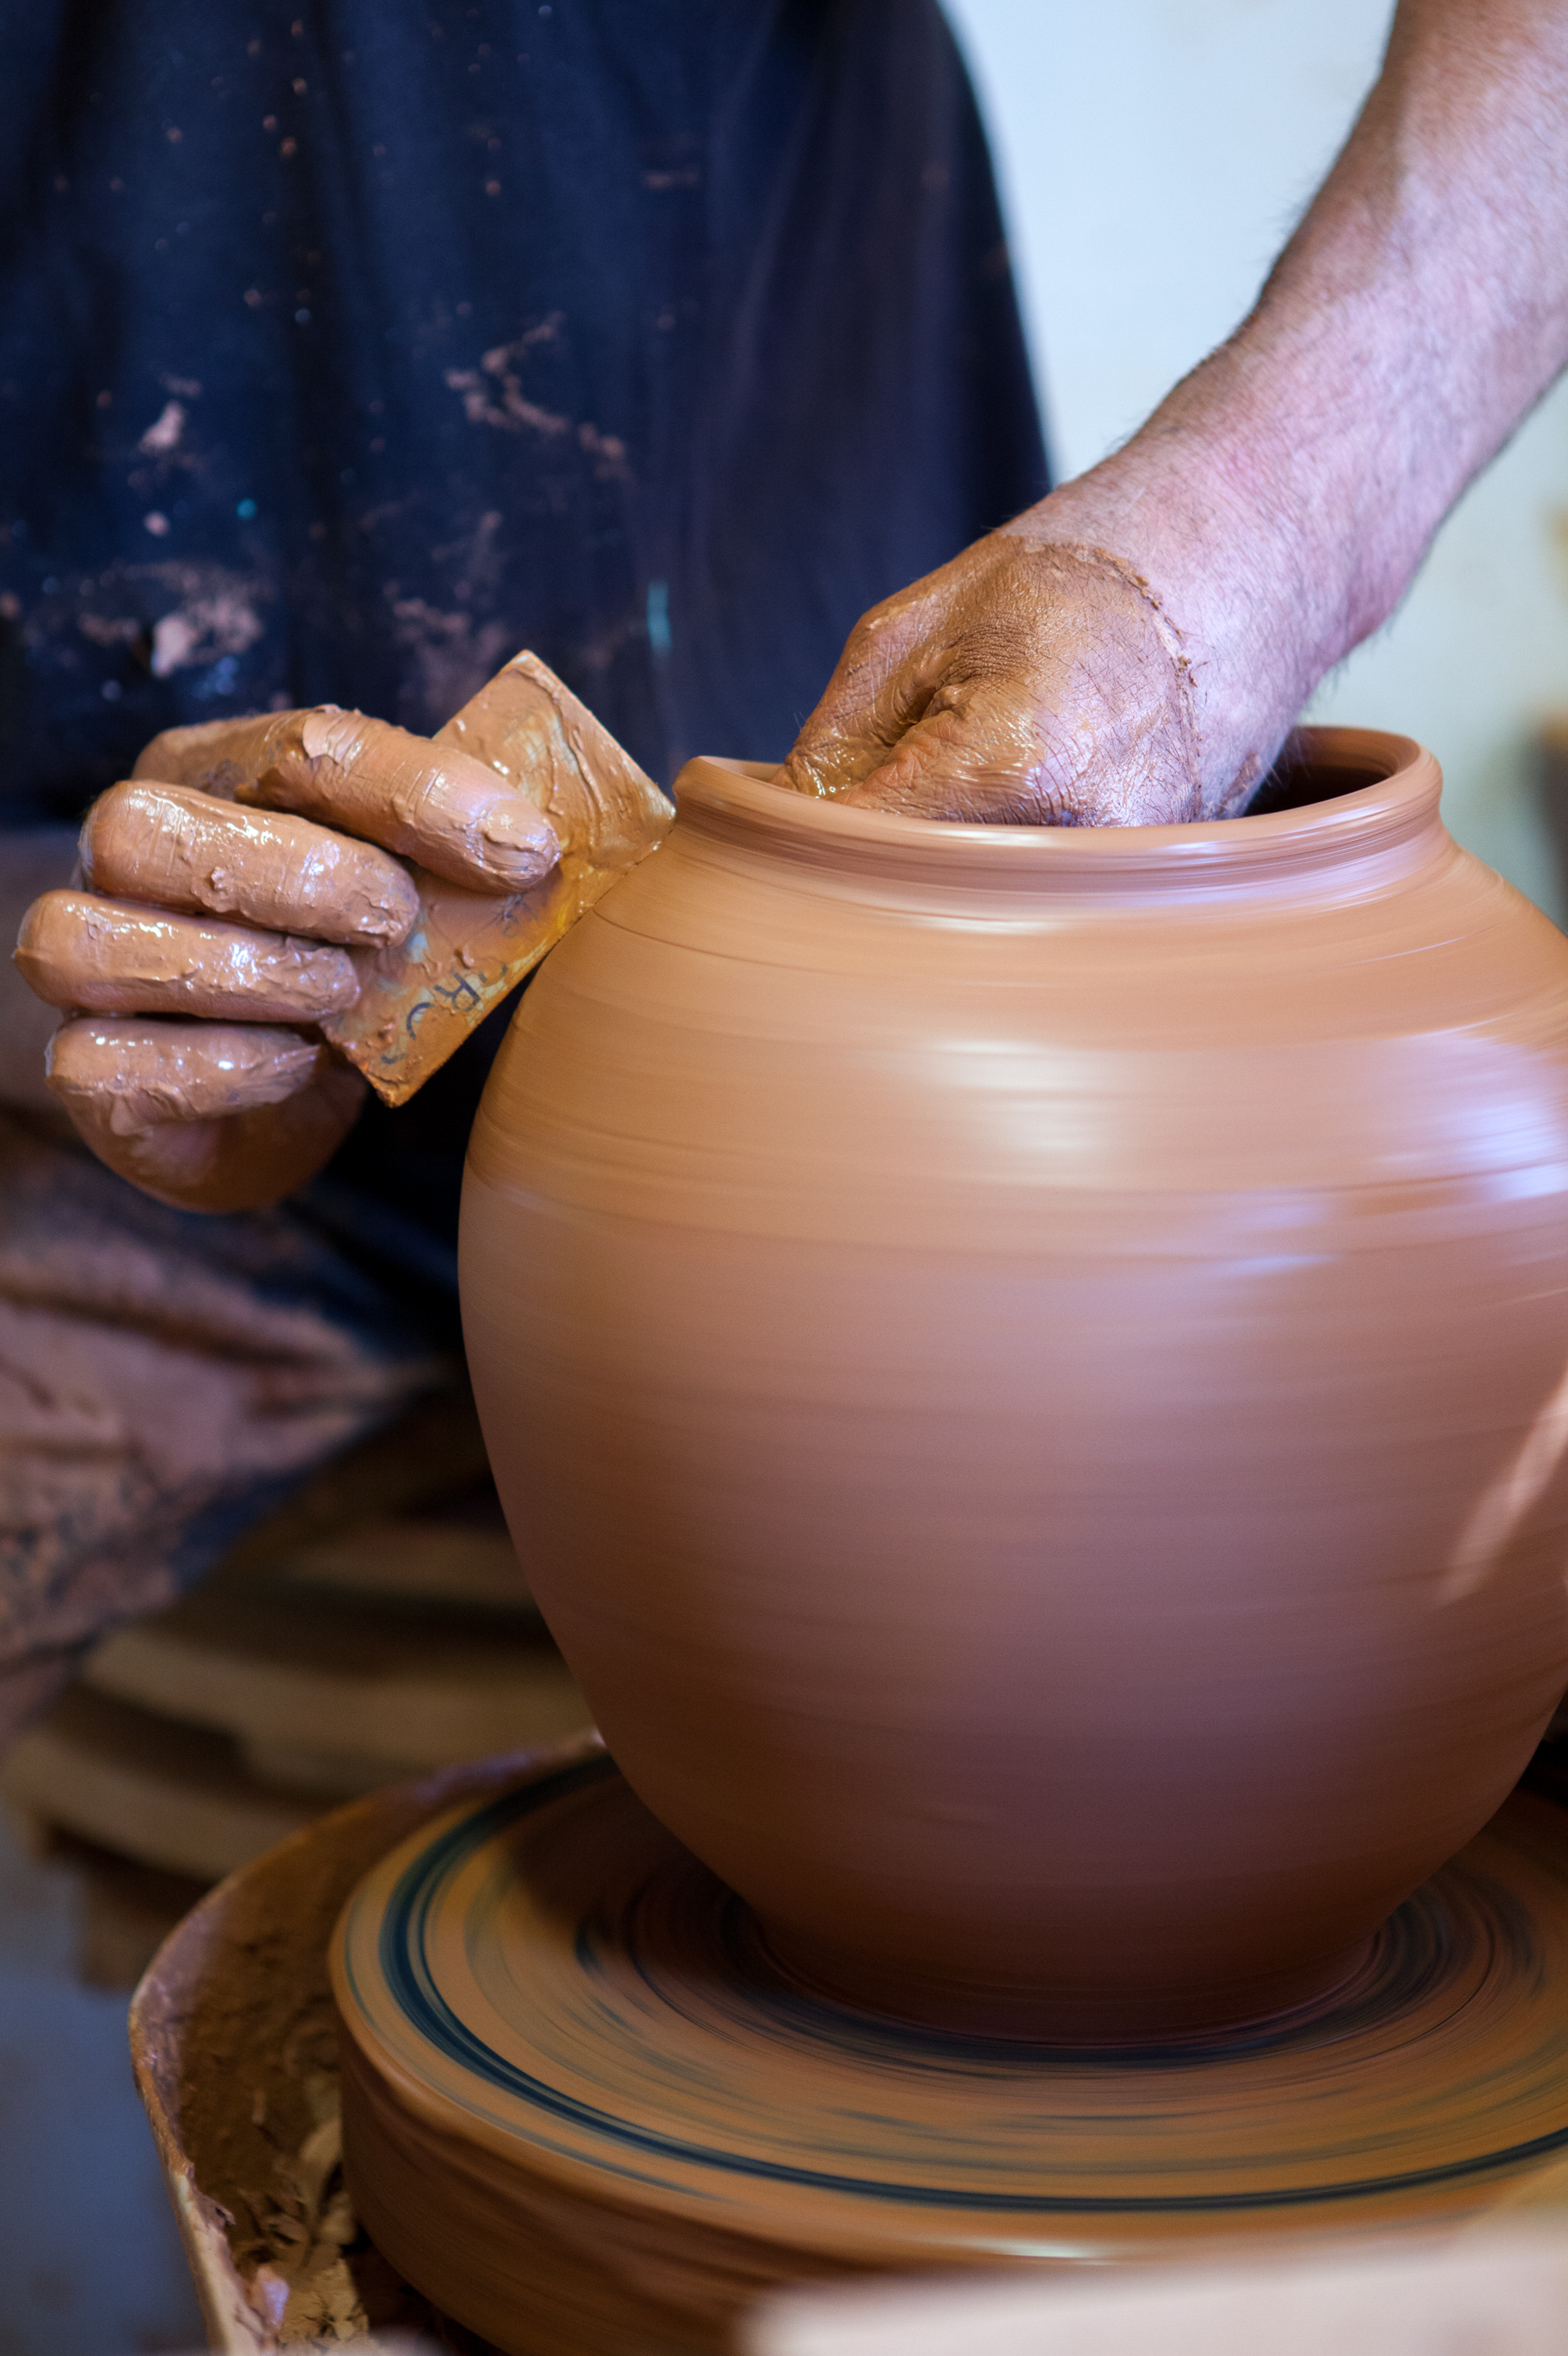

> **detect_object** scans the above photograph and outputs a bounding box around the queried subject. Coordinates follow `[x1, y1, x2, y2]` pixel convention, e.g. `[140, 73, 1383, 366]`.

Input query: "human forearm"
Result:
[784, 0, 1568, 824]
[1012, 0, 1568, 803]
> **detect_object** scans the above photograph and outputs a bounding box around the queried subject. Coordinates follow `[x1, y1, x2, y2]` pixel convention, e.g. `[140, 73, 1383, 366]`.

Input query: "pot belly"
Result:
[460, 1160, 1568, 2040]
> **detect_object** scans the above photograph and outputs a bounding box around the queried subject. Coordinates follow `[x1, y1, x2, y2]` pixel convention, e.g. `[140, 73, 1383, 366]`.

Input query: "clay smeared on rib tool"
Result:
[131, 653, 675, 1107]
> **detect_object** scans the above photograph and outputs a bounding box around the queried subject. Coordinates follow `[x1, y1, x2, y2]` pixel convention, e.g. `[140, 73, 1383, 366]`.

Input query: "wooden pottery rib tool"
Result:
[132, 650, 675, 1106]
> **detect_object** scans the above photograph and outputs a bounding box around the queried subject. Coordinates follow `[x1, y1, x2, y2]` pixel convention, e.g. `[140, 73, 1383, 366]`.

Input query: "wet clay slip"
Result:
[126, 651, 674, 1106]
[79, 779, 422, 947]
[460, 730, 1568, 2039]
[16, 887, 359, 1022]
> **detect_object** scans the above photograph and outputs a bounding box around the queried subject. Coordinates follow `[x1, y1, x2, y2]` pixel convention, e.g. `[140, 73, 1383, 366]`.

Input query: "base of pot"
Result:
[756, 1920, 1376, 2045]
[334, 1755, 1568, 2356]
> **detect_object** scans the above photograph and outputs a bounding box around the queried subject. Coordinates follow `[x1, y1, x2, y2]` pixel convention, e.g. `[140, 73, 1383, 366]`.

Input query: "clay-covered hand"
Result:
[13, 708, 560, 1212]
[784, 0, 1568, 828]
[777, 535, 1234, 825]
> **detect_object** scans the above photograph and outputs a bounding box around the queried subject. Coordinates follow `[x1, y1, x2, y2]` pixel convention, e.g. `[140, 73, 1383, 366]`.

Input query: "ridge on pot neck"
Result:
[670, 728, 1445, 909]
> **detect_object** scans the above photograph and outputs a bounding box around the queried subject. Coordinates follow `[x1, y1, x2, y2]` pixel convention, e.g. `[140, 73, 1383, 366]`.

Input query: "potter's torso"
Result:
[0, 0, 1045, 815]
[0, 0, 1045, 1251]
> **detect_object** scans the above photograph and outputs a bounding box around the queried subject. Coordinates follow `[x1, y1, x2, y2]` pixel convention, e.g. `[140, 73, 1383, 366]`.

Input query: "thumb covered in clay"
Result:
[777, 535, 1210, 827]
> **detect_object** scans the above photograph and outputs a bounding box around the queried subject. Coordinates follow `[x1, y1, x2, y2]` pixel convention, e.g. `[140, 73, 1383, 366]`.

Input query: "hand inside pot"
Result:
[11, 708, 559, 1213]
[781, 0, 1568, 827]
[776, 533, 1225, 825]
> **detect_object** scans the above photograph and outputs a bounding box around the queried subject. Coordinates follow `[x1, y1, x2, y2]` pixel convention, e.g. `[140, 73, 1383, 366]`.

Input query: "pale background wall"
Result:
[943, 0, 1568, 919]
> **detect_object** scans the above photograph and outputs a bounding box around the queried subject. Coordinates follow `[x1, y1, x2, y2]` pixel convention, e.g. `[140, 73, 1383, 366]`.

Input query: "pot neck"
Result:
[669, 730, 1446, 910]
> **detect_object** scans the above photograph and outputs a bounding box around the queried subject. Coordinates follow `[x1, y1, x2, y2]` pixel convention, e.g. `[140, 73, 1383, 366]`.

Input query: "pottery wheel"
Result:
[334, 1757, 1568, 2356]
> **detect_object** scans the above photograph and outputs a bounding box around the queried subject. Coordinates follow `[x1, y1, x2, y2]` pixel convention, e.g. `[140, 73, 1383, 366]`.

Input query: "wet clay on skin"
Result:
[46, 1015, 332, 1132]
[81, 780, 420, 947]
[16, 888, 358, 1022]
[313, 653, 677, 1104]
[131, 656, 674, 1107]
[460, 730, 1568, 2040]
[45, 1016, 367, 1213]
[9, 654, 671, 1215]
[775, 538, 1212, 823]
[83, 1066, 366, 1215]
[132, 705, 561, 892]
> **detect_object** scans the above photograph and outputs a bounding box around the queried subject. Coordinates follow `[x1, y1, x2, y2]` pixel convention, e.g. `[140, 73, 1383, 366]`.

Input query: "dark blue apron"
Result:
[0, 0, 1047, 1263]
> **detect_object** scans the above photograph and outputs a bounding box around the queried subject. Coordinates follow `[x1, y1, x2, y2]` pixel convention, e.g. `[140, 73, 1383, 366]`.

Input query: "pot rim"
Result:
[671, 727, 1443, 891]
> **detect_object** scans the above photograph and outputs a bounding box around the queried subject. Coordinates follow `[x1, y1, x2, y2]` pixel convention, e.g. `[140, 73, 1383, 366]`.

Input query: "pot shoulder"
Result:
[466, 825, 1568, 1242]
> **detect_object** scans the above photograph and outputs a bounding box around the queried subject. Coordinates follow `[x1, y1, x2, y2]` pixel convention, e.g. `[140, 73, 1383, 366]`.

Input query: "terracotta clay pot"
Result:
[459, 728, 1568, 2040]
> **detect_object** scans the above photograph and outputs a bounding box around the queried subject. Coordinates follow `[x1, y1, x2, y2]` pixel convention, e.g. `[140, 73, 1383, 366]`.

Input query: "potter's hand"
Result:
[13, 709, 560, 1212]
[787, 0, 1568, 827]
[776, 534, 1229, 825]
